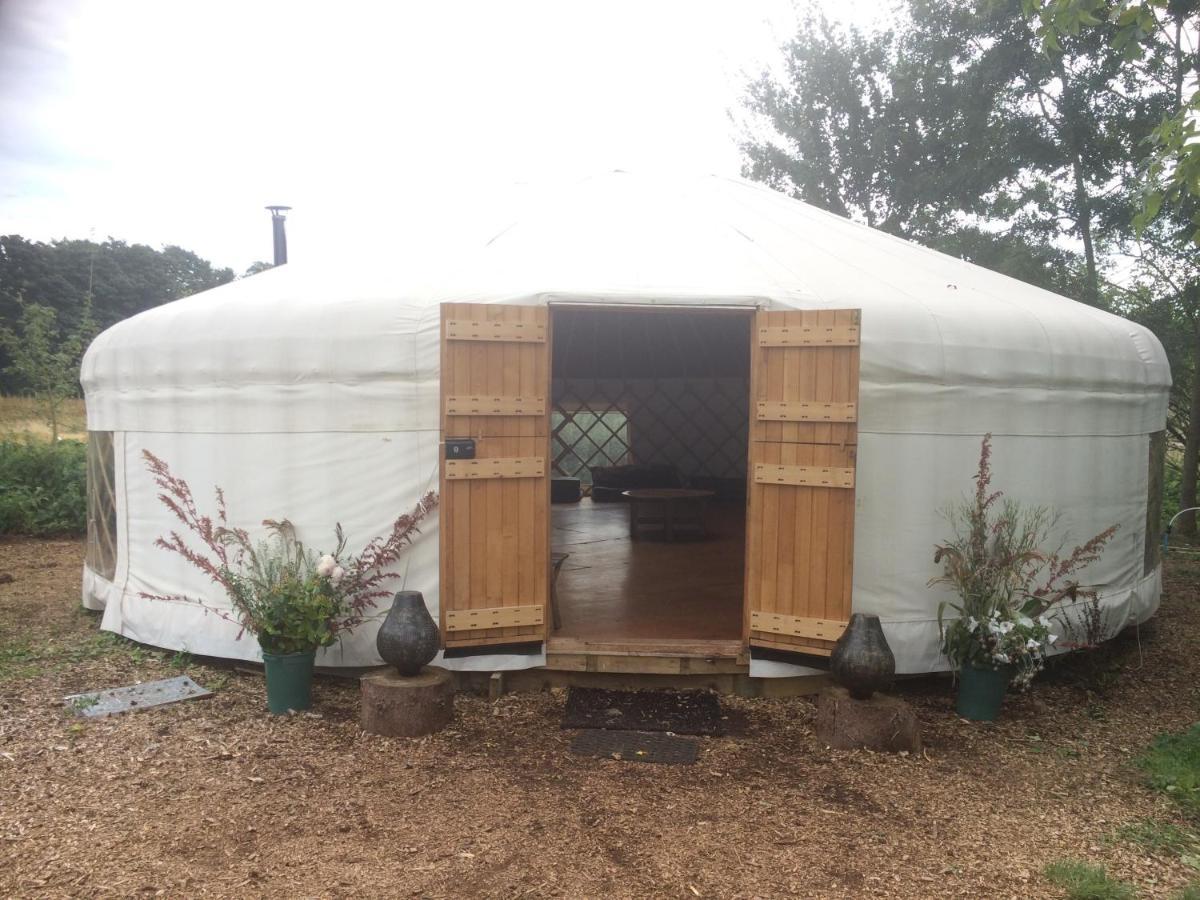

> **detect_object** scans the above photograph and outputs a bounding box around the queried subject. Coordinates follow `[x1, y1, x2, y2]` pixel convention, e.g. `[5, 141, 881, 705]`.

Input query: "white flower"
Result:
[1046, 633, 1058, 645]
[330, 565, 345, 586]
[1017, 614, 1034, 628]
[998, 620, 1015, 635]
[992, 652, 1010, 664]
[1025, 638, 1040, 650]
[316, 554, 336, 577]
[966, 616, 979, 632]
[1037, 615, 1051, 628]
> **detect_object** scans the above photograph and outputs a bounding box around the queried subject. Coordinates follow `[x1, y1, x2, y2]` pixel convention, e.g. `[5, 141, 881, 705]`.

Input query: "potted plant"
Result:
[140, 451, 437, 713]
[931, 434, 1117, 721]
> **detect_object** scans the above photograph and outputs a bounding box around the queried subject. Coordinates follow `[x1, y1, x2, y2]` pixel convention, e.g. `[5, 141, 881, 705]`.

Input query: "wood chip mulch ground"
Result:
[1, 536, 1199, 898]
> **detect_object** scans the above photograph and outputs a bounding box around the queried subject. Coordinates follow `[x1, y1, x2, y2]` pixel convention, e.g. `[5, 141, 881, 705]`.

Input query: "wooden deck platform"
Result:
[549, 498, 746, 648]
[458, 498, 831, 693]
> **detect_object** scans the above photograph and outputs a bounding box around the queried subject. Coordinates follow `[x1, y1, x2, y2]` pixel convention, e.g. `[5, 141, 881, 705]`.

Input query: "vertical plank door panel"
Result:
[440, 303, 550, 649]
[744, 308, 861, 657]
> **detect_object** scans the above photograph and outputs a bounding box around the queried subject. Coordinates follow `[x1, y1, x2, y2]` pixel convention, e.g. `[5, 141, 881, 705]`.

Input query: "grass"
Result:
[1139, 724, 1200, 822]
[0, 628, 129, 684]
[0, 395, 86, 442]
[1043, 859, 1135, 900]
[1113, 819, 1200, 857]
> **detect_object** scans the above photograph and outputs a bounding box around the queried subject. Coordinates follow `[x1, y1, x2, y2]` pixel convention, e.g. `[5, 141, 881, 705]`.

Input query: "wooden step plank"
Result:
[750, 635, 835, 657]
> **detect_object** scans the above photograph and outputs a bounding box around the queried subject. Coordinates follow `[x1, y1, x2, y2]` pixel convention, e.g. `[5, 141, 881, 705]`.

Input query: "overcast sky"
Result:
[0, 1, 890, 272]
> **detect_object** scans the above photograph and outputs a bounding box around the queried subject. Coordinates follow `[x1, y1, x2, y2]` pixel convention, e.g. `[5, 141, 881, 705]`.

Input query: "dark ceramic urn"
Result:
[830, 613, 896, 700]
[376, 591, 440, 676]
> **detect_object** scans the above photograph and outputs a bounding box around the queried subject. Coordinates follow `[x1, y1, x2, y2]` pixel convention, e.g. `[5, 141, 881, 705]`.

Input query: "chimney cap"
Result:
[265, 205, 292, 215]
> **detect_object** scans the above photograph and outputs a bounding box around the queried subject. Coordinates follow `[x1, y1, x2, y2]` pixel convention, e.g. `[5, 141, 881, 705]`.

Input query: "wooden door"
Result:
[744, 308, 861, 657]
[439, 303, 551, 650]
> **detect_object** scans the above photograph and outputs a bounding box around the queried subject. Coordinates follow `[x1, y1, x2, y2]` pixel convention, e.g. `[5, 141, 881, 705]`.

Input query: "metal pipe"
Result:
[1162, 506, 1200, 554]
[265, 205, 291, 265]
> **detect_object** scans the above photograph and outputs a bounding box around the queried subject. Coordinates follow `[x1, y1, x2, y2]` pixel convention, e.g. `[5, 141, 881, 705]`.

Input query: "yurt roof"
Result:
[81, 171, 1170, 436]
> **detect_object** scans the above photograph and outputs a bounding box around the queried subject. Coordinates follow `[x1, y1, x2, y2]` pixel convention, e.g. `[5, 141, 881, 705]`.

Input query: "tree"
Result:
[242, 261, 273, 278]
[1025, 0, 1200, 534]
[1025, 0, 1200, 240]
[0, 235, 234, 393]
[740, 1, 1160, 307]
[742, 0, 1198, 533]
[0, 299, 94, 442]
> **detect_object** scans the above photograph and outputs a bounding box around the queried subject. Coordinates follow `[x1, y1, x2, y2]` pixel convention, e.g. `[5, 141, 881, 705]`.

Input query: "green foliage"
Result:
[1024, 1, 1200, 242]
[1138, 724, 1200, 821]
[142, 450, 438, 657]
[223, 522, 345, 655]
[1043, 859, 1135, 900]
[932, 435, 1118, 687]
[0, 629, 138, 683]
[0, 234, 235, 395]
[0, 301, 94, 441]
[741, 0, 1166, 307]
[241, 261, 273, 278]
[1113, 818, 1200, 857]
[0, 439, 86, 536]
[1173, 883, 1200, 900]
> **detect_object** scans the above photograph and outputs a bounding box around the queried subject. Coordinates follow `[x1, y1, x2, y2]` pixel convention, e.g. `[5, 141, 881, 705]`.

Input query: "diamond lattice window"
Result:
[551, 402, 631, 484]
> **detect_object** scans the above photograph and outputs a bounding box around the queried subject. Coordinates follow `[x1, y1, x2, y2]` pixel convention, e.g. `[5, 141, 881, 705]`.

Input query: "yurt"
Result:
[80, 172, 1171, 687]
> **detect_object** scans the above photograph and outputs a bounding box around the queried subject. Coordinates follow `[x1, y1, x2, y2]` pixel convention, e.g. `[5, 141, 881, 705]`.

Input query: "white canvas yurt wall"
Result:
[80, 172, 1171, 673]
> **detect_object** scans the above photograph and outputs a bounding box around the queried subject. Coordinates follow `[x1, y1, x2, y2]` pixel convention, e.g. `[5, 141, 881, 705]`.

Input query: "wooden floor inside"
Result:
[549, 499, 745, 656]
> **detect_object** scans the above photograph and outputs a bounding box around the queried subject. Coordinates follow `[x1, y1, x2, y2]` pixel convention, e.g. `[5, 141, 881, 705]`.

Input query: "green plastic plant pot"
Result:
[956, 662, 1013, 722]
[262, 649, 316, 714]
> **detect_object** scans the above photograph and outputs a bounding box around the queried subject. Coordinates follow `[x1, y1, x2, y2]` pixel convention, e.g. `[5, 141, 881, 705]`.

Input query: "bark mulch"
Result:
[2, 536, 1199, 898]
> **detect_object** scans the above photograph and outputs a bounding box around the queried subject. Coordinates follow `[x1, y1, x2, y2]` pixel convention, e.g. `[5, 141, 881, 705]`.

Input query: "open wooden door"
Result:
[439, 303, 551, 651]
[744, 308, 861, 657]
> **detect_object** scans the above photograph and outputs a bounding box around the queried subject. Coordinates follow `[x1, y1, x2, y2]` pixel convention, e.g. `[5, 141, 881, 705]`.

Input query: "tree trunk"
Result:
[1178, 320, 1200, 538]
[1053, 58, 1100, 307]
[1072, 159, 1099, 306]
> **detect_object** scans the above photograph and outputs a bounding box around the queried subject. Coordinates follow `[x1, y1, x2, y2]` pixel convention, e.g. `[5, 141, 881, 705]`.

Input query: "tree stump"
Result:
[814, 685, 922, 753]
[360, 666, 454, 737]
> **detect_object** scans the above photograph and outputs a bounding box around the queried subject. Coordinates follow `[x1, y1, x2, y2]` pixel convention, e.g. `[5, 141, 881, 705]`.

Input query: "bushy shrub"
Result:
[0, 439, 87, 536]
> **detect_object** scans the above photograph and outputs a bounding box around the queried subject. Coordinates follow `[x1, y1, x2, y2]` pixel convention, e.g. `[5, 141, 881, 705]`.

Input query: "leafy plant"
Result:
[1138, 724, 1200, 822]
[932, 434, 1118, 688]
[1043, 859, 1135, 900]
[140, 450, 438, 655]
[0, 300, 94, 442]
[0, 438, 87, 535]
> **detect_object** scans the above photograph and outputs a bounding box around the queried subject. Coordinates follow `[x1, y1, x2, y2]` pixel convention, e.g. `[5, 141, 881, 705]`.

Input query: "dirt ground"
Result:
[1, 538, 1198, 899]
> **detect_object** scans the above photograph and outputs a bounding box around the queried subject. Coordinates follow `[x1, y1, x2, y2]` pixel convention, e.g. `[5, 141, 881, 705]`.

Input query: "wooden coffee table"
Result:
[622, 488, 716, 541]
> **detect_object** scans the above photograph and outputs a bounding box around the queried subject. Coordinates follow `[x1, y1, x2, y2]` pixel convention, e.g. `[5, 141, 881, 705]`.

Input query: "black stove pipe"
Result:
[266, 205, 291, 265]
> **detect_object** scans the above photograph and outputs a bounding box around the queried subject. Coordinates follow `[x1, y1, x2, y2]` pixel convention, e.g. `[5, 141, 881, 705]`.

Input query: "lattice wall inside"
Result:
[86, 431, 117, 580]
[551, 377, 749, 483]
